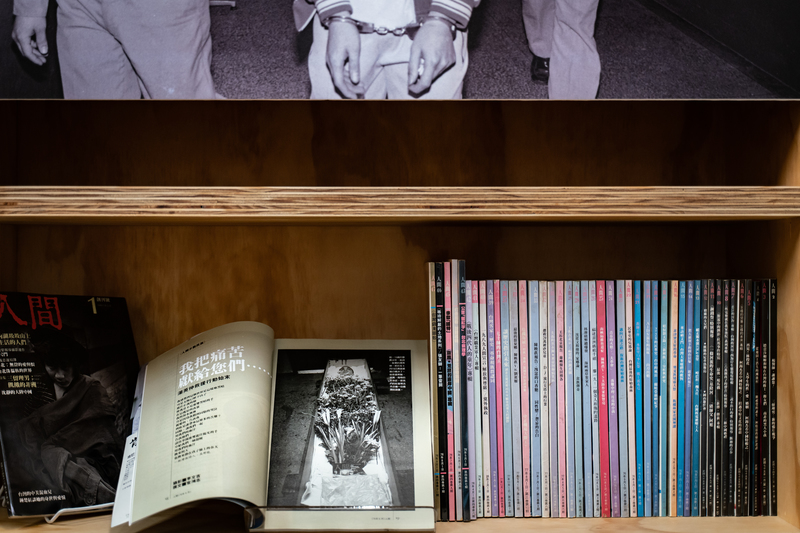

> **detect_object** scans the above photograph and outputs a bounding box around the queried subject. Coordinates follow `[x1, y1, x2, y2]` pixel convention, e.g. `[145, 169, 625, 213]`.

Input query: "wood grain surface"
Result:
[2, 186, 800, 224]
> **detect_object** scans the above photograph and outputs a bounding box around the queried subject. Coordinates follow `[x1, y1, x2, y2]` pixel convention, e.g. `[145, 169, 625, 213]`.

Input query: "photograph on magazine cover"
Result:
[2, 0, 798, 99]
[267, 348, 415, 509]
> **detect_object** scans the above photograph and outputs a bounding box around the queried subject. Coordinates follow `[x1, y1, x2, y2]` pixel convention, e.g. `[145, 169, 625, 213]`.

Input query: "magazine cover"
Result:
[0, 291, 139, 518]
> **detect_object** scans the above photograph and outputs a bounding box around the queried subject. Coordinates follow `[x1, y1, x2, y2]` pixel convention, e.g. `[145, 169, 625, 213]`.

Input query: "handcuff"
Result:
[321, 13, 457, 40]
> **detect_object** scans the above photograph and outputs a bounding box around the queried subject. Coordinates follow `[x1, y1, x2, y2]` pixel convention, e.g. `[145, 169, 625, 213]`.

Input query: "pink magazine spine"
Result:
[557, 280, 568, 517]
[494, 279, 505, 516]
[520, 280, 532, 516]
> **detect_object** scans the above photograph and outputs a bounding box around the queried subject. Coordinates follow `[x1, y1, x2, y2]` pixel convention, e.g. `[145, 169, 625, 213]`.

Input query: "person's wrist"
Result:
[322, 11, 357, 29]
[421, 13, 457, 39]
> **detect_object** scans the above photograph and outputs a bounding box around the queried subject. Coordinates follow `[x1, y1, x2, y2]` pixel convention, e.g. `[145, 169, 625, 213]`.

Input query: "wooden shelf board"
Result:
[2, 187, 800, 224]
[437, 516, 799, 532]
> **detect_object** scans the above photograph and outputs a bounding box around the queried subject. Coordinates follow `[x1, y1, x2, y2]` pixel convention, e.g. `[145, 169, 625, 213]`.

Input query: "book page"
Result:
[130, 322, 274, 523]
[262, 338, 433, 531]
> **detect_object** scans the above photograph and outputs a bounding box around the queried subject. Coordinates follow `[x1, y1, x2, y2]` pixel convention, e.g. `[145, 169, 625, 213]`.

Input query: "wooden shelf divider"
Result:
[2, 186, 800, 224]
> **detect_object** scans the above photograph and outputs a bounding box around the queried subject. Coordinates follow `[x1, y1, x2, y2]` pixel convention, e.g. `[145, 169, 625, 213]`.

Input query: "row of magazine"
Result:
[426, 261, 778, 521]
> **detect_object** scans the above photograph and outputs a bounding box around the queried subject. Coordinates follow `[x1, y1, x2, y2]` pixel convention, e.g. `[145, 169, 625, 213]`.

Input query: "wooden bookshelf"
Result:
[0, 100, 799, 532]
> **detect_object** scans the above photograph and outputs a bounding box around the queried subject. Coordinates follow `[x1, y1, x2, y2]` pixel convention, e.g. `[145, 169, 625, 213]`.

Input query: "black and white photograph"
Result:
[1, 0, 798, 99]
[0, 293, 140, 518]
[267, 348, 415, 509]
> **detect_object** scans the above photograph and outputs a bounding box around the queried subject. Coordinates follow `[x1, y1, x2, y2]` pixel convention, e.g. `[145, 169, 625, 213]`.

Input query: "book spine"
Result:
[721, 280, 730, 516]
[581, 281, 596, 518]
[684, 281, 694, 515]
[487, 280, 499, 517]
[572, 281, 594, 517]
[742, 280, 752, 517]
[501, 280, 514, 517]
[574, 281, 586, 518]
[565, 281, 576, 518]
[606, 280, 621, 517]
[434, 263, 449, 520]
[752, 282, 761, 515]
[633, 280, 645, 516]
[597, 281, 612, 517]
[634, 280, 645, 518]
[428, 263, 442, 521]
[692, 280, 702, 516]
[494, 280, 505, 517]
[643, 280, 652, 517]
[659, 280, 669, 516]
[625, 280, 638, 517]
[760, 280, 769, 515]
[540, 281, 551, 518]
[769, 279, 777, 516]
[472, 281, 482, 519]
[456, 261, 468, 521]
[508, 281, 523, 517]
[556, 280, 568, 517]
[727, 281, 737, 517]
[615, 280, 630, 517]
[444, 262, 456, 520]
[735, 281, 745, 516]
[548, 281, 560, 516]
[479, 281, 492, 518]
[714, 280, 723, 516]
[707, 280, 717, 516]
[519, 281, 531, 517]
[529, 281, 542, 517]
[651, 280, 660, 517]
[466, 282, 477, 520]
[669, 280, 679, 516]
[700, 280, 709, 517]
[676, 281, 686, 515]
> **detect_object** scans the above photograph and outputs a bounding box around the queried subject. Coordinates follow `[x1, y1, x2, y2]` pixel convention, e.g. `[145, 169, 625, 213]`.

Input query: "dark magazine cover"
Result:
[0, 292, 139, 518]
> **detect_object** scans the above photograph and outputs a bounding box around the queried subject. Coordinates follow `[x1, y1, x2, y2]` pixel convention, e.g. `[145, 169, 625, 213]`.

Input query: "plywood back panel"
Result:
[6, 101, 798, 188]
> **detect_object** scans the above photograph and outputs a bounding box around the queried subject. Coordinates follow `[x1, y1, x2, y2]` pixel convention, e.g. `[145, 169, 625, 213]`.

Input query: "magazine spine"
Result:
[519, 281, 531, 517]
[548, 281, 560, 516]
[556, 280, 568, 517]
[700, 280, 709, 516]
[659, 280, 669, 516]
[625, 280, 637, 517]
[428, 263, 442, 521]
[494, 279, 505, 517]
[501, 280, 514, 517]
[487, 280, 499, 517]
[769, 279, 777, 516]
[643, 280, 652, 517]
[508, 281, 523, 517]
[607, 280, 621, 517]
[529, 281, 542, 517]
[714, 280, 723, 517]
[472, 281, 482, 519]
[574, 281, 586, 518]
[669, 280, 679, 517]
[721, 280, 731, 516]
[584, 281, 599, 517]
[676, 281, 686, 516]
[597, 281, 612, 517]
[727, 280, 737, 517]
[540, 281, 551, 518]
[634, 280, 645, 518]
[692, 280, 702, 516]
[565, 281, 577, 518]
[453, 260, 466, 521]
[684, 281, 694, 515]
[616, 280, 630, 517]
[479, 281, 492, 518]
[735, 281, 745, 516]
[651, 280, 660, 517]
[760, 280, 769, 515]
[466, 282, 477, 521]
[444, 262, 456, 520]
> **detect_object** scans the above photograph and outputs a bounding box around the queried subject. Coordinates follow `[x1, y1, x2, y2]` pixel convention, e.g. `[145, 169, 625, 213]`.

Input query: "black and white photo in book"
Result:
[2, 0, 798, 98]
[267, 349, 415, 509]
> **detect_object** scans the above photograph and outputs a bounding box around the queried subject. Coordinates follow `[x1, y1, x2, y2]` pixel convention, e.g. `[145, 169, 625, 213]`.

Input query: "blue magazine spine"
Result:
[529, 281, 542, 517]
[677, 281, 686, 515]
[500, 280, 514, 517]
[659, 280, 669, 515]
[692, 280, 702, 515]
[651, 281, 659, 517]
[634, 281, 645, 517]
[615, 281, 630, 517]
[643, 280, 652, 516]
[684, 281, 694, 515]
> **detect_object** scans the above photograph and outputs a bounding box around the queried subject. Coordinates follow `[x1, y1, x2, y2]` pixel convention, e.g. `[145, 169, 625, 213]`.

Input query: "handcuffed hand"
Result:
[326, 16, 365, 99]
[408, 18, 455, 95]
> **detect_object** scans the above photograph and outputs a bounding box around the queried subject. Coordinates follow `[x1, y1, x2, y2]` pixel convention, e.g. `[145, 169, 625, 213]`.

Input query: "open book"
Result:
[114, 322, 434, 531]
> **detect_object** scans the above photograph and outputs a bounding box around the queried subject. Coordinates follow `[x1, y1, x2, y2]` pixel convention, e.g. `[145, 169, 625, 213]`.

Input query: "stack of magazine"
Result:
[427, 261, 777, 521]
